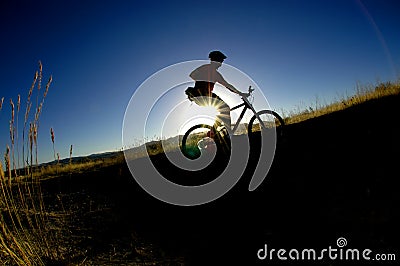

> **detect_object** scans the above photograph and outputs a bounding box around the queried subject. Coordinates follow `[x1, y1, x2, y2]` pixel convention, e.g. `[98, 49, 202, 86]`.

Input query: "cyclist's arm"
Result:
[216, 72, 242, 95]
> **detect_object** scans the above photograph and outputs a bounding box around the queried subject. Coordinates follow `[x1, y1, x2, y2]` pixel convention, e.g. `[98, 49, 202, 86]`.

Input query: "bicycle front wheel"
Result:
[247, 110, 285, 137]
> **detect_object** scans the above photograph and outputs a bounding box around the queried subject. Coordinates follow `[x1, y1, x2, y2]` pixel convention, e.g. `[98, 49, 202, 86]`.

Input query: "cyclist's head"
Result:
[209, 50, 227, 63]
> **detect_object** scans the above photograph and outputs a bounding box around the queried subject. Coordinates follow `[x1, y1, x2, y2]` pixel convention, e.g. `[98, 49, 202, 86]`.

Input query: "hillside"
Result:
[39, 93, 400, 265]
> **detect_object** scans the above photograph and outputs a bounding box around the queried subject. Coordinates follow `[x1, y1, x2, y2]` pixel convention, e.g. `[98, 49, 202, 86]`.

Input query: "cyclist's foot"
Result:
[207, 129, 215, 138]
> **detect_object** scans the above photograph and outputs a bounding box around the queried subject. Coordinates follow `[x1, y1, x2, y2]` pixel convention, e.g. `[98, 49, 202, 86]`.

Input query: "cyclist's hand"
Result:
[239, 91, 250, 97]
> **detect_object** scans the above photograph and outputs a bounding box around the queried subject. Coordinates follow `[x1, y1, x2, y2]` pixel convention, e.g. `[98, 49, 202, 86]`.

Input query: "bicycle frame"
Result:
[230, 92, 267, 133]
[181, 86, 283, 160]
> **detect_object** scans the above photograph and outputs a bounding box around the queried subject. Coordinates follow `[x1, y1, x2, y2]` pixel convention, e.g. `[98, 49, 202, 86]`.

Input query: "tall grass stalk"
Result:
[69, 145, 73, 165]
[0, 62, 63, 265]
[50, 128, 55, 162]
[16, 95, 21, 174]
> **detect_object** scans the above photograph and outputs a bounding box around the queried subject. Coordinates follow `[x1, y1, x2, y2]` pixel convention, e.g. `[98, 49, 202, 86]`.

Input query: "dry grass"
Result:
[37, 154, 126, 180]
[0, 62, 65, 265]
[281, 80, 400, 125]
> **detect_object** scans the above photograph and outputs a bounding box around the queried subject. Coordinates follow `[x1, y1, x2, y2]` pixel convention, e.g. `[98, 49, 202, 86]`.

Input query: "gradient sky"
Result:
[1, 0, 399, 164]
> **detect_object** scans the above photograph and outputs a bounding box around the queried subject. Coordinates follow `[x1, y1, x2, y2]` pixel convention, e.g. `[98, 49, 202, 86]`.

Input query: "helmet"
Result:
[208, 50, 227, 62]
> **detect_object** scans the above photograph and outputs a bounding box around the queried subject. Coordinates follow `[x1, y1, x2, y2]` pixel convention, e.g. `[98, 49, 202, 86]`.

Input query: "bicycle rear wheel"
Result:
[247, 110, 285, 138]
[181, 124, 231, 159]
[181, 124, 214, 159]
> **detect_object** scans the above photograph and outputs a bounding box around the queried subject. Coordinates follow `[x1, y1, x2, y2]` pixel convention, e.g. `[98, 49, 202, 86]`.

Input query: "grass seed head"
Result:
[50, 127, 55, 144]
[33, 124, 37, 145]
[10, 98, 15, 123]
[17, 94, 21, 112]
[9, 121, 14, 145]
[44, 75, 52, 99]
[38, 61, 43, 92]
[0, 162, 4, 180]
[25, 102, 32, 123]
[29, 123, 33, 147]
[28, 71, 38, 101]
[39, 60, 43, 74]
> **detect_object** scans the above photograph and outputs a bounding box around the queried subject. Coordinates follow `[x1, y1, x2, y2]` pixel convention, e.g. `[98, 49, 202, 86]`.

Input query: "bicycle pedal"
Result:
[206, 130, 215, 138]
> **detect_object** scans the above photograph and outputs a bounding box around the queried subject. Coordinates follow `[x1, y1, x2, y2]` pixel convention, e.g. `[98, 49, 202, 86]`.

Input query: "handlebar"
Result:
[237, 86, 255, 106]
[240, 85, 254, 99]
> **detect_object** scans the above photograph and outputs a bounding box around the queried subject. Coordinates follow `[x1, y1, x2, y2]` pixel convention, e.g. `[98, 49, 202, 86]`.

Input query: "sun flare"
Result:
[178, 104, 219, 135]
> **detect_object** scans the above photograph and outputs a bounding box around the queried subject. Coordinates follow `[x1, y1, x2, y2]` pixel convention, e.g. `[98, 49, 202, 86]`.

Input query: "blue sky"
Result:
[1, 0, 399, 164]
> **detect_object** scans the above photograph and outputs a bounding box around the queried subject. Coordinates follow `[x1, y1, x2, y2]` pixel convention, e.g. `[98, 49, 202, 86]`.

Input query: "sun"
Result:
[178, 103, 219, 135]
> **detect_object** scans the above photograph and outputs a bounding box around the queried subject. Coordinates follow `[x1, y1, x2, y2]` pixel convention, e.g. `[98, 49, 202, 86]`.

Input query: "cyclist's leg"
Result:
[211, 93, 231, 131]
[189, 95, 218, 137]
[189, 93, 231, 134]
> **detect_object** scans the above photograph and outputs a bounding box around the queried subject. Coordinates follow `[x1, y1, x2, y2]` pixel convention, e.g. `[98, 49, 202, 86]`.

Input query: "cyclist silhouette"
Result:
[185, 51, 248, 133]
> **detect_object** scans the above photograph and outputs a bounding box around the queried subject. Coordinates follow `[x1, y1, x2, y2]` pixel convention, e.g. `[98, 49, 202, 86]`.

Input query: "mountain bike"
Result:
[180, 86, 284, 159]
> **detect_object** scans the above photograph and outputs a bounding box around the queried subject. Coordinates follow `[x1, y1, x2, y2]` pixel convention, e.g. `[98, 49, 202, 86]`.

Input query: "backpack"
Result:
[185, 87, 201, 101]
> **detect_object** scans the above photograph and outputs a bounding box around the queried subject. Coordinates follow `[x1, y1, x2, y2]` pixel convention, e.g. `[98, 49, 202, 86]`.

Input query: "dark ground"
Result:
[42, 94, 399, 265]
